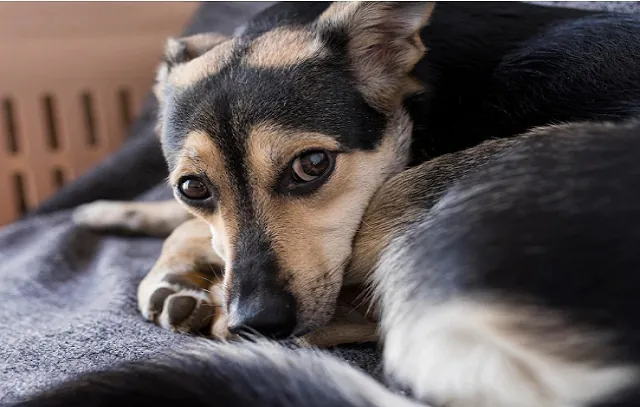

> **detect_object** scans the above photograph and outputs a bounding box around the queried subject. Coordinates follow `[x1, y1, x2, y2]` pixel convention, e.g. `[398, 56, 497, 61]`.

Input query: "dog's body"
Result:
[19, 119, 640, 407]
[20, 2, 640, 407]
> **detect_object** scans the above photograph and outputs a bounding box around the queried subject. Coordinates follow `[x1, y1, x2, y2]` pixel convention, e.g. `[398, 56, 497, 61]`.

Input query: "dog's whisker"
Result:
[208, 263, 224, 279]
[234, 325, 267, 342]
[192, 274, 219, 285]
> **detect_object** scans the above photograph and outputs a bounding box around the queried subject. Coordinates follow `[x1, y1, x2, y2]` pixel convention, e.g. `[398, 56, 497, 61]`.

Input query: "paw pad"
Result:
[145, 283, 218, 334]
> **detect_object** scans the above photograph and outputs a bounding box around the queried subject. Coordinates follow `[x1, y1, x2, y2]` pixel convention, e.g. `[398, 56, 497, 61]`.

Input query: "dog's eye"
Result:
[278, 150, 336, 195]
[291, 151, 332, 182]
[178, 177, 210, 200]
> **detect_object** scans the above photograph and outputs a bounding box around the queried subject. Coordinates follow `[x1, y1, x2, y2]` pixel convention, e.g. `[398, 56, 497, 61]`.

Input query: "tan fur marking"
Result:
[245, 27, 326, 68]
[347, 171, 419, 285]
[489, 302, 618, 364]
[154, 33, 231, 105]
[245, 122, 340, 188]
[168, 37, 236, 88]
[297, 285, 378, 347]
[347, 160, 439, 285]
[171, 33, 230, 61]
[170, 131, 239, 268]
[141, 218, 223, 282]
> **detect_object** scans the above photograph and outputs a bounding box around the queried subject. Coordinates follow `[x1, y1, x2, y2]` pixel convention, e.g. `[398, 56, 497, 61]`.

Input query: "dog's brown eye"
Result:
[278, 150, 336, 195]
[291, 151, 332, 182]
[178, 177, 210, 200]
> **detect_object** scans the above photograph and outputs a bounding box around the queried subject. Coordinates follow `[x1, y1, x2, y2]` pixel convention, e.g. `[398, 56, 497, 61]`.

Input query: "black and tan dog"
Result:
[23, 118, 640, 407]
[75, 0, 438, 345]
[23, 1, 640, 406]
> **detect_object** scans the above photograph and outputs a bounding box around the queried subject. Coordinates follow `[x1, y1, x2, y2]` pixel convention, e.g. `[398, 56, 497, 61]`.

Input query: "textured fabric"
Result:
[2, 1, 639, 403]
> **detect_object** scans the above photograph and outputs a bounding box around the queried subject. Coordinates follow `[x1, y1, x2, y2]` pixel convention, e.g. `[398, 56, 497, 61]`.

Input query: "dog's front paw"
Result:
[139, 270, 231, 338]
[72, 200, 190, 237]
[73, 200, 137, 231]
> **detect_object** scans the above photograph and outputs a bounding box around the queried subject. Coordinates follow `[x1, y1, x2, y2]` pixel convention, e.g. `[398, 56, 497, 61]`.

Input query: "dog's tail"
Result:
[10, 340, 421, 407]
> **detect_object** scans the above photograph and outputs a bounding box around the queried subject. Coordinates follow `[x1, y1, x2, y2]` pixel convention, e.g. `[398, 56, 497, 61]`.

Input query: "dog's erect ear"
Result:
[316, 1, 434, 112]
[153, 32, 229, 105]
[163, 32, 230, 67]
[153, 33, 229, 137]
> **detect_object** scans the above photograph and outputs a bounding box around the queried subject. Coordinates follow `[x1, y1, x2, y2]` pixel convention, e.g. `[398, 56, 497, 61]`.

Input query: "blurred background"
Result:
[0, 2, 199, 226]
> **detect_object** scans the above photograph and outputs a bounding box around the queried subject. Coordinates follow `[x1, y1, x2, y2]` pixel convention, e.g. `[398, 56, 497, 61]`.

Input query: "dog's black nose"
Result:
[227, 291, 297, 339]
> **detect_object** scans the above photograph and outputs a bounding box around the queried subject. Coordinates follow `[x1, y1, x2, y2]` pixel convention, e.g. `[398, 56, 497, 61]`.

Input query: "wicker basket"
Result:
[0, 2, 198, 226]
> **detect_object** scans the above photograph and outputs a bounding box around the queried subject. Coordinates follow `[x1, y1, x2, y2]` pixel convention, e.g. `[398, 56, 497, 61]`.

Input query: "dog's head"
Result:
[156, 2, 434, 338]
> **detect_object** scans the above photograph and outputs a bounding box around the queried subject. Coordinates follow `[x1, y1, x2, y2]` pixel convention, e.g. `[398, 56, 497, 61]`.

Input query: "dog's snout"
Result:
[228, 291, 297, 339]
[227, 224, 298, 338]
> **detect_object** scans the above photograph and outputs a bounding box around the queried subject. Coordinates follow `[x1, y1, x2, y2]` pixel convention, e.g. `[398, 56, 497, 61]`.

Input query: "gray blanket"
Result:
[1, 1, 638, 403]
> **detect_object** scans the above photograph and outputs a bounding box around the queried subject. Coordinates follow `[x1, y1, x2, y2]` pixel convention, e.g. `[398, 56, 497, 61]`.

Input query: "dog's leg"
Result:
[297, 322, 378, 348]
[137, 217, 230, 337]
[297, 286, 379, 347]
[356, 124, 640, 407]
[73, 199, 192, 237]
[377, 223, 637, 407]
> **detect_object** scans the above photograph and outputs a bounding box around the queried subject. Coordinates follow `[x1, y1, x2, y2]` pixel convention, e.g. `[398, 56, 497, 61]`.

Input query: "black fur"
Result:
[400, 119, 640, 364]
[10, 341, 393, 407]
[163, 61, 387, 168]
[16, 2, 640, 406]
[370, 119, 640, 407]
[409, 1, 602, 161]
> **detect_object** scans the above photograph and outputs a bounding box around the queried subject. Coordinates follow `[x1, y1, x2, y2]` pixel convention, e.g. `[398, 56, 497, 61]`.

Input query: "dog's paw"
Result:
[72, 200, 189, 236]
[139, 271, 231, 338]
[73, 200, 142, 231]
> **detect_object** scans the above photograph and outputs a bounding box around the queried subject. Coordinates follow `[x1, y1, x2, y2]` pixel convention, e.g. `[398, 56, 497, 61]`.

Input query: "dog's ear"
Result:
[153, 32, 229, 105]
[316, 1, 434, 112]
[153, 33, 229, 137]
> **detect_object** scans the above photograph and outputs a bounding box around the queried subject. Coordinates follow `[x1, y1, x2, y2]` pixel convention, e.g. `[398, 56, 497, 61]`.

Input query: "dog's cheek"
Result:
[271, 194, 379, 330]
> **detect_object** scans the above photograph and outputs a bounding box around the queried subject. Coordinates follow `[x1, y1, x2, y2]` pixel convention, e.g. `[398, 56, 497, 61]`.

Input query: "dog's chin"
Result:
[292, 305, 339, 338]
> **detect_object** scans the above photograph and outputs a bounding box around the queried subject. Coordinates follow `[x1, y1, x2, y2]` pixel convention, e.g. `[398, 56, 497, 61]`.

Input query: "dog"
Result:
[16, 118, 640, 407]
[71, 0, 639, 344]
[20, 1, 640, 406]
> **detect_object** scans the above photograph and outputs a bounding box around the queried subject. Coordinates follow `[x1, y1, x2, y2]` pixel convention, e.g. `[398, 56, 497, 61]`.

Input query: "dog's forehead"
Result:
[168, 28, 322, 88]
[161, 34, 388, 169]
